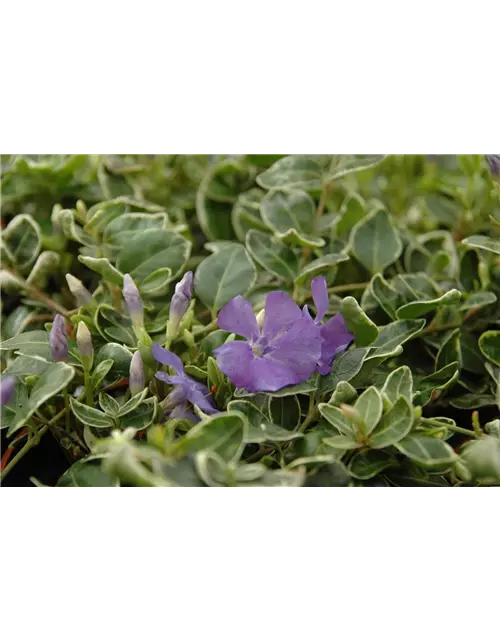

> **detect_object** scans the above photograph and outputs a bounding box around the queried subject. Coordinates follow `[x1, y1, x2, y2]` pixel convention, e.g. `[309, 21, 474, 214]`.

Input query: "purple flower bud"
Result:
[169, 271, 193, 328]
[66, 274, 93, 307]
[0, 376, 15, 406]
[123, 274, 144, 327]
[76, 321, 93, 360]
[49, 314, 68, 362]
[487, 155, 500, 177]
[129, 351, 145, 396]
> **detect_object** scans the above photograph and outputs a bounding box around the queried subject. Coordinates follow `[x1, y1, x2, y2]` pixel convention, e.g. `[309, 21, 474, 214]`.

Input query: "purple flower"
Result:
[214, 291, 321, 392]
[170, 271, 193, 328]
[49, 314, 68, 362]
[1, 376, 15, 406]
[123, 274, 144, 327]
[152, 342, 217, 415]
[169, 403, 199, 424]
[310, 276, 354, 375]
[487, 155, 500, 177]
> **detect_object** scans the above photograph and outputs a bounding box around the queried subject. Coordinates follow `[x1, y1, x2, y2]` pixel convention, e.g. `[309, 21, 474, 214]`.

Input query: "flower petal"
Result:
[264, 311, 322, 384]
[169, 403, 199, 423]
[311, 276, 329, 323]
[184, 379, 218, 414]
[247, 357, 304, 392]
[217, 296, 259, 341]
[318, 314, 354, 374]
[262, 291, 302, 342]
[152, 342, 184, 374]
[214, 341, 255, 389]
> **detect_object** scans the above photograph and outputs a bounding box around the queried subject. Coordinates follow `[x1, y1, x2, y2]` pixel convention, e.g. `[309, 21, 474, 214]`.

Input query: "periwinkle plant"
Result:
[2, 154, 500, 487]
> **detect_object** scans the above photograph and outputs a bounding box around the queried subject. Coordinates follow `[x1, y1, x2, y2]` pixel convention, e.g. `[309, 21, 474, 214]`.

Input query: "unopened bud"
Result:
[76, 321, 93, 365]
[0, 376, 15, 406]
[123, 274, 144, 329]
[66, 274, 94, 307]
[49, 314, 68, 362]
[169, 271, 193, 331]
[129, 351, 145, 396]
[486, 155, 500, 178]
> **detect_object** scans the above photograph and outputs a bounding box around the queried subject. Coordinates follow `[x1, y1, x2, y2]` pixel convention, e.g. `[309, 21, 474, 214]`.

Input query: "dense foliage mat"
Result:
[1, 154, 500, 486]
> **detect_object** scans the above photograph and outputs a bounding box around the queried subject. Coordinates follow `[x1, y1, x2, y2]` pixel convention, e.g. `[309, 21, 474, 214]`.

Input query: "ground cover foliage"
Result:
[1, 154, 500, 487]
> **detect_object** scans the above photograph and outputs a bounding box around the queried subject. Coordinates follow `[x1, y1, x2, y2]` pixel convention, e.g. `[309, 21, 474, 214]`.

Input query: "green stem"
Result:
[298, 392, 317, 433]
[327, 282, 369, 295]
[1, 409, 66, 481]
[83, 368, 93, 406]
[421, 418, 476, 438]
[4, 268, 70, 317]
[192, 320, 218, 338]
[63, 387, 71, 432]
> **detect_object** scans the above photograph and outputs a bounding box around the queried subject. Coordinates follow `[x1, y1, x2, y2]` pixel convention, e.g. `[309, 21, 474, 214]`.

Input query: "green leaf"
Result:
[194, 245, 256, 311]
[237, 374, 319, 398]
[354, 386, 383, 435]
[395, 435, 458, 469]
[382, 366, 413, 405]
[103, 212, 168, 247]
[2, 305, 37, 339]
[256, 155, 323, 191]
[78, 255, 124, 285]
[99, 393, 120, 416]
[318, 403, 355, 436]
[59, 209, 94, 245]
[231, 188, 268, 242]
[120, 399, 157, 430]
[196, 160, 254, 241]
[322, 434, 360, 451]
[90, 359, 114, 391]
[479, 330, 500, 366]
[268, 395, 301, 430]
[336, 193, 366, 238]
[368, 397, 413, 449]
[70, 396, 115, 429]
[196, 192, 234, 243]
[461, 436, 500, 482]
[350, 208, 402, 274]
[326, 155, 387, 181]
[139, 267, 172, 297]
[227, 400, 303, 443]
[436, 330, 461, 371]
[95, 343, 133, 382]
[462, 235, 500, 255]
[340, 296, 379, 346]
[57, 460, 118, 487]
[7, 363, 75, 436]
[116, 229, 191, 284]
[0, 330, 51, 359]
[174, 411, 248, 462]
[245, 230, 299, 281]
[450, 394, 496, 409]
[294, 253, 349, 286]
[460, 333, 485, 374]
[321, 348, 369, 393]
[2, 214, 42, 269]
[348, 449, 395, 480]
[367, 319, 426, 360]
[5, 353, 50, 377]
[328, 381, 358, 406]
[413, 362, 460, 406]
[369, 273, 400, 320]
[396, 289, 462, 320]
[116, 389, 148, 418]
[460, 291, 497, 312]
[260, 189, 324, 248]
